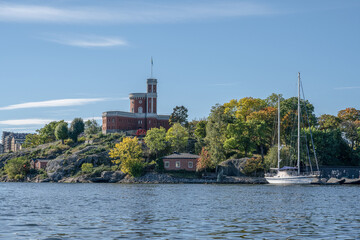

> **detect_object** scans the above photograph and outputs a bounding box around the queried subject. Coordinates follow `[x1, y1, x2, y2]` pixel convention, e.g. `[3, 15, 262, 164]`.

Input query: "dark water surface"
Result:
[0, 183, 359, 239]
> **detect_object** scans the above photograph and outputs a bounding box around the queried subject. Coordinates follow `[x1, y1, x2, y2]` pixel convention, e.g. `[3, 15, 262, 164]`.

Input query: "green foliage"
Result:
[304, 127, 357, 166]
[69, 118, 85, 142]
[91, 164, 112, 176]
[194, 120, 207, 139]
[55, 122, 68, 144]
[205, 104, 228, 166]
[109, 137, 145, 177]
[144, 127, 167, 158]
[243, 157, 264, 176]
[84, 119, 101, 135]
[318, 114, 341, 130]
[64, 139, 74, 146]
[165, 123, 189, 152]
[4, 157, 30, 180]
[23, 134, 41, 148]
[81, 163, 94, 174]
[37, 120, 66, 144]
[169, 105, 188, 126]
[264, 145, 292, 170]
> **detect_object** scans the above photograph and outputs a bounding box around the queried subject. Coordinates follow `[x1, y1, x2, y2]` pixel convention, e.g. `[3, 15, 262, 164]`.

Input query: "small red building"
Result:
[33, 159, 50, 170]
[163, 153, 200, 172]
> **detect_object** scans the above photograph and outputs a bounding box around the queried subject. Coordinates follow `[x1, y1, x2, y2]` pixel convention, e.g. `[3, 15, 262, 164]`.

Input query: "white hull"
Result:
[265, 175, 318, 184]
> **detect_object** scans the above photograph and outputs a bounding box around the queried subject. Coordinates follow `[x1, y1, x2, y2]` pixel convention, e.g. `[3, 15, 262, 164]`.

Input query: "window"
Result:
[188, 161, 193, 168]
[176, 161, 180, 168]
[138, 107, 143, 113]
[139, 100, 142, 104]
[165, 161, 170, 168]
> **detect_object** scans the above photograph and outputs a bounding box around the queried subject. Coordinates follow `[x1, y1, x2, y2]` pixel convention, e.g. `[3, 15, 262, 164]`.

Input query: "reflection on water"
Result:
[0, 183, 359, 239]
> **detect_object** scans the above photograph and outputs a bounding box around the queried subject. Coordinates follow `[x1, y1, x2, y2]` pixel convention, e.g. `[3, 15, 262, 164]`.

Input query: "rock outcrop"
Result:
[217, 158, 250, 177]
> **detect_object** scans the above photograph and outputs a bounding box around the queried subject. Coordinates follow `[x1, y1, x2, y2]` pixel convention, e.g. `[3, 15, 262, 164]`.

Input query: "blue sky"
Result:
[0, 0, 359, 138]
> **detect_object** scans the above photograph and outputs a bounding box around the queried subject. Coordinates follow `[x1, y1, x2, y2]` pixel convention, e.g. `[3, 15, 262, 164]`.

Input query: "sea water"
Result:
[0, 183, 359, 239]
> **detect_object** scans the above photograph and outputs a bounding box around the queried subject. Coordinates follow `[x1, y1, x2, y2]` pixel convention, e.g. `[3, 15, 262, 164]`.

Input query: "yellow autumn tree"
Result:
[109, 137, 144, 177]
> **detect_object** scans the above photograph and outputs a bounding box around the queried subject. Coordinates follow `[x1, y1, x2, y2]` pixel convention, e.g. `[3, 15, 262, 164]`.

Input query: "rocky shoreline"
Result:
[0, 171, 268, 184]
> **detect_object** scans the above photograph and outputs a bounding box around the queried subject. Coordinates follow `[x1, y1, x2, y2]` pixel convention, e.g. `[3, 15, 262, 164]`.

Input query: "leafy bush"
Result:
[4, 157, 30, 180]
[78, 136, 86, 143]
[91, 164, 112, 176]
[64, 139, 74, 146]
[81, 163, 94, 174]
[122, 159, 145, 177]
[243, 157, 264, 176]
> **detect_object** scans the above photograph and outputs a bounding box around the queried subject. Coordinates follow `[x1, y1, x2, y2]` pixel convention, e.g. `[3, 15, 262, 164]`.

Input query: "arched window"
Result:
[138, 107, 143, 113]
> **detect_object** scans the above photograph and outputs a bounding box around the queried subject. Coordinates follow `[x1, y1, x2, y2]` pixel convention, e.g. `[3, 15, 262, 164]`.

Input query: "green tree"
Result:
[37, 120, 66, 144]
[169, 105, 189, 126]
[303, 127, 354, 165]
[205, 104, 229, 166]
[265, 93, 284, 108]
[144, 127, 167, 158]
[224, 119, 254, 157]
[194, 120, 207, 154]
[22, 134, 41, 148]
[109, 137, 145, 177]
[55, 122, 68, 144]
[69, 118, 85, 142]
[166, 123, 189, 152]
[247, 107, 277, 159]
[84, 119, 101, 135]
[318, 114, 341, 130]
[4, 157, 30, 180]
[194, 120, 207, 139]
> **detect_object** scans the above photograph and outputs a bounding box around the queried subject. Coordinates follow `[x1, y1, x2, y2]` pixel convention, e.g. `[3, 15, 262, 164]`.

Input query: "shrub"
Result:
[4, 157, 30, 180]
[91, 164, 112, 176]
[243, 157, 264, 176]
[81, 163, 94, 174]
[64, 139, 74, 146]
[122, 159, 145, 177]
[78, 136, 86, 143]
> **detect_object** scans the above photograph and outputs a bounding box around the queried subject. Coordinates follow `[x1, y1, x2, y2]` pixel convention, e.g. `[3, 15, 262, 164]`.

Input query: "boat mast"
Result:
[297, 72, 301, 175]
[278, 94, 281, 170]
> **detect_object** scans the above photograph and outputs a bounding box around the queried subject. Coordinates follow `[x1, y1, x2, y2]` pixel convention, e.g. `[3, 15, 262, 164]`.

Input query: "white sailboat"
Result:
[265, 73, 320, 184]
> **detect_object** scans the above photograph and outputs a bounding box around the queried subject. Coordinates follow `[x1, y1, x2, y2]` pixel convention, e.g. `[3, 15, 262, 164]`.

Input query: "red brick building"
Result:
[102, 78, 170, 134]
[30, 159, 51, 170]
[163, 153, 200, 172]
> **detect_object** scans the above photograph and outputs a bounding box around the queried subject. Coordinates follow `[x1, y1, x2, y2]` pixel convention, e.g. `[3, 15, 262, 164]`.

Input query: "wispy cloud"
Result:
[209, 83, 237, 86]
[0, 2, 275, 24]
[0, 119, 55, 126]
[334, 86, 360, 90]
[44, 34, 127, 48]
[0, 98, 107, 111]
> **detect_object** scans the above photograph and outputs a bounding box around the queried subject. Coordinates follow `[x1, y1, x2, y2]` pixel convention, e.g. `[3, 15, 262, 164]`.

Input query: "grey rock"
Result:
[217, 158, 250, 177]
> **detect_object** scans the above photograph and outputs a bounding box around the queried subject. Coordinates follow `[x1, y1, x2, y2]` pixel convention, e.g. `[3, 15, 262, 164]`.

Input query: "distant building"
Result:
[1, 131, 30, 153]
[30, 159, 51, 170]
[0, 144, 3, 154]
[102, 77, 170, 134]
[163, 153, 200, 172]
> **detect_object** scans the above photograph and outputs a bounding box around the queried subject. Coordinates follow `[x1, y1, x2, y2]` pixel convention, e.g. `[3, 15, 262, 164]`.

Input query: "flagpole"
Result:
[151, 57, 153, 78]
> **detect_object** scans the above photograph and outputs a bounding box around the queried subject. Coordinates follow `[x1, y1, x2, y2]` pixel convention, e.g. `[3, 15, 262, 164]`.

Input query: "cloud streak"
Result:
[0, 119, 56, 126]
[44, 35, 127, 47]
[0, 2, 275, 24]
[0, 98, 107, 111]
[334, 86, 360, 90]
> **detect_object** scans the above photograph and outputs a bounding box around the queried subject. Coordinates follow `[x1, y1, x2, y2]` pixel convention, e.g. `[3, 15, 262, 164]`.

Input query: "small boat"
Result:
[265, 73, 320, 184]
